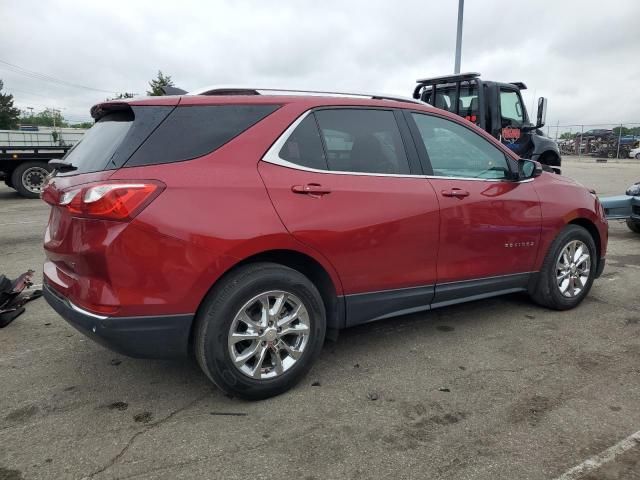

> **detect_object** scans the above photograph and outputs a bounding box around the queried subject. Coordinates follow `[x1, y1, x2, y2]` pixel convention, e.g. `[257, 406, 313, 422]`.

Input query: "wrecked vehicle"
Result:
[600, 182, 640, 233]
[0, 270, 42, 327]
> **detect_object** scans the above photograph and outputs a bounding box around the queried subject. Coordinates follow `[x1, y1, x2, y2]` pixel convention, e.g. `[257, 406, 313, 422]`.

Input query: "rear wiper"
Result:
[48, 159, 77, 172]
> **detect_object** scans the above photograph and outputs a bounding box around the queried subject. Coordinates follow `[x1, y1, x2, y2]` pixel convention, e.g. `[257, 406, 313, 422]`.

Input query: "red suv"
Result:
[42, 88, 607, 399]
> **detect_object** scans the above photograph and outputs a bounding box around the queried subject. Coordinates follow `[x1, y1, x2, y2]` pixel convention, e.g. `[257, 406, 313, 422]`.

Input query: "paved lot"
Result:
[1, 158, 639, 480]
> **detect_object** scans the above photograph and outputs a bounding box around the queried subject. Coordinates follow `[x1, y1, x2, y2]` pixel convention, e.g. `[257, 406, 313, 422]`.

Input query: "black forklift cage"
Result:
[412, 72, 486, 131]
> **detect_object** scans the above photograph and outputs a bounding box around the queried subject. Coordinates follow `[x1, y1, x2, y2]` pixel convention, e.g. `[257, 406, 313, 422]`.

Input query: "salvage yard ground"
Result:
[1, 157, 639, 480]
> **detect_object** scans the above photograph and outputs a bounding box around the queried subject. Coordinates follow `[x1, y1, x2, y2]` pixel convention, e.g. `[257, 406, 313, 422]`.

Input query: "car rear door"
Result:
[258, 107, 440, 326]
[406, 111, 541, 304]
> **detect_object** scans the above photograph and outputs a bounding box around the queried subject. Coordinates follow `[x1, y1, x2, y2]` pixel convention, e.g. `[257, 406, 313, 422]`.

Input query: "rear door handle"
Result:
[441, 188, 470, 198]
[291, 183, 332, 196]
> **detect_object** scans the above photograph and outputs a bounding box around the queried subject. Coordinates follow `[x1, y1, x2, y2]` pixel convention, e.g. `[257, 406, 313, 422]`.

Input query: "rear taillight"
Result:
[54, 181, 165, 221]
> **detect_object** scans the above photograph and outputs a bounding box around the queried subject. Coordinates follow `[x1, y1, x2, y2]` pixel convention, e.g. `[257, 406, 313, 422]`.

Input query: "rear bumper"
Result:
[44, 283, 193, 359]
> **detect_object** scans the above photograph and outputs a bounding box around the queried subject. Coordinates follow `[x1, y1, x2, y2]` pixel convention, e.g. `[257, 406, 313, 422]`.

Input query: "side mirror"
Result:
[536, 97, 547, 128]
[517, 158, 543, 180]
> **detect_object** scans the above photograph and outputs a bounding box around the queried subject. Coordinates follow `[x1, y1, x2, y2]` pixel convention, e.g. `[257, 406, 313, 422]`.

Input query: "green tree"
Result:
[19, 108, 68, 127]
[106, 92, 136, 101]
[69, 121, 94, 129]
[559, 132, 574, 140]
[0, 79, 21, 129]
[612, 126, 631, 137]
[146, 70, 174, 96]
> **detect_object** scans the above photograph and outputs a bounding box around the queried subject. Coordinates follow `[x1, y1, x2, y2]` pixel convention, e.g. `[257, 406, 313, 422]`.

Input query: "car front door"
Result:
[407, 111, 541, 304]
[259, 108, 440, 326]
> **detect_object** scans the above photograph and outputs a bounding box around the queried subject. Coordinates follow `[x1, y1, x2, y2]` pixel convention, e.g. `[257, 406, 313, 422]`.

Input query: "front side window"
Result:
[499, 90, 524, 125]
[314, 109, 410, 174]
[411, 113, 511, 179]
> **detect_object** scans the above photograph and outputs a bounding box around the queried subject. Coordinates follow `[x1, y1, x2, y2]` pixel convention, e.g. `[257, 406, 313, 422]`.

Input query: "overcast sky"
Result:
[2, 0, 639, 131]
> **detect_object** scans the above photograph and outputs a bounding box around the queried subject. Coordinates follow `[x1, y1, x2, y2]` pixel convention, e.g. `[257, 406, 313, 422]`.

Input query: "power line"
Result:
[0, 58, 117, 94]
[3, 86, 53, 99]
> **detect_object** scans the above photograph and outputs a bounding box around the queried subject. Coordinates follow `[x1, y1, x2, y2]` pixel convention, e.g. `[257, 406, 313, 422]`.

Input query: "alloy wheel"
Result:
[228, 291, 310, 379]
[555, 240, 591, 298]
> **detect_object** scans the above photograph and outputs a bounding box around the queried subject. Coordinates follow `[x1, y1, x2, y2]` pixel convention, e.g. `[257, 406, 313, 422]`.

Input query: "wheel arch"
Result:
[568, 217, 601, 260]
[189, 248, 345, 353]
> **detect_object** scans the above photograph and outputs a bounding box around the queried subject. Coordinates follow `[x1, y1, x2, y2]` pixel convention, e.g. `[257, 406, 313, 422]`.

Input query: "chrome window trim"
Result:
[261, 109, 534, 184]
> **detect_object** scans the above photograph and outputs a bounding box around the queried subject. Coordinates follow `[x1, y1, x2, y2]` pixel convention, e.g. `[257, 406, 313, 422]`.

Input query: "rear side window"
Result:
[127, 104, 280, 167]
[61, 111, 133, 174]
[279, 115, 327, 170]
[314, 109, 410, 174]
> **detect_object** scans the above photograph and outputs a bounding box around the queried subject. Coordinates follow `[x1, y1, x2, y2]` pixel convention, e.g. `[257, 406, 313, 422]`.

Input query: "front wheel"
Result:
[529, 225, 597, 310]
[627, 219, 640, 233]
[194, 262, 326, 400]
[635, 153, 640, 160]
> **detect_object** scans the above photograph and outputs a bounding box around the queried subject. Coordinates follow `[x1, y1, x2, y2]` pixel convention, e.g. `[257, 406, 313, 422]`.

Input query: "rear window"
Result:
[126, 104, 280, 167]
[60, 104, 279, 174]
[61, 111, 133, 174]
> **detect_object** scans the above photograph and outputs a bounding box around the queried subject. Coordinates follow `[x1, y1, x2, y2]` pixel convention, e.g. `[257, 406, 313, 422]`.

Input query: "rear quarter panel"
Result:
[108, 103, 344, 314]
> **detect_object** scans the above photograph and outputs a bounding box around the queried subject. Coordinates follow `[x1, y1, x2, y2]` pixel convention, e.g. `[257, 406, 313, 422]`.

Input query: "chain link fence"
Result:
[544, 122, 640, 160]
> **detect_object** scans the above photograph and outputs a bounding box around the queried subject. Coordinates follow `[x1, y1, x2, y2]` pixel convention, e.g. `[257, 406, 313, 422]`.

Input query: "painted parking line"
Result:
[553, 430, 640, 480]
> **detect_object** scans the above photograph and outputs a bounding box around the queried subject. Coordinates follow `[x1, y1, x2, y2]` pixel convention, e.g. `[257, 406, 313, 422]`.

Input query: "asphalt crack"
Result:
[84, 394, 208, 479]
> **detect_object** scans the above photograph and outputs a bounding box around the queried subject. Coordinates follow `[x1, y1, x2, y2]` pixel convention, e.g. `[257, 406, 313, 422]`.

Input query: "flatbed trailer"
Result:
[0, 145, 71, 198]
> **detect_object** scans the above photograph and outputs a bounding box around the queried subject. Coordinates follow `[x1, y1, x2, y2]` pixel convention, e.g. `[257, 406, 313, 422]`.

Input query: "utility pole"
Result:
[454, 0, 464, 73]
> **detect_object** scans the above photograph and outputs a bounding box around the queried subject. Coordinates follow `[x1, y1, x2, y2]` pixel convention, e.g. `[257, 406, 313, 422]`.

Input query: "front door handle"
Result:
[441, 188, 470, 198]
[291, 183, 332, 196]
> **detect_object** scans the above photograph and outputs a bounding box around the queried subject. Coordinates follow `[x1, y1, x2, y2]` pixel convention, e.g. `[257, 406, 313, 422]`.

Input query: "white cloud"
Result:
[1, 0, 639, 128]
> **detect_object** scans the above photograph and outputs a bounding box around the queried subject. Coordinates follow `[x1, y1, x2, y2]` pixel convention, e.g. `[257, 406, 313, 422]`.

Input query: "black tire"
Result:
[635, 153, 640, 160]
[194, 262, 326, 400]
[4, 175, 15, 190]
[11, 161, 53, 198]
[627, 219, 640, 234]
[529, 225, 597, 310]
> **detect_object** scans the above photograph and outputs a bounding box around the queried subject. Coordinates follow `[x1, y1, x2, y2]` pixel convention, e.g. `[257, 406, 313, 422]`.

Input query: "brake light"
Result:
[57, 181, 165, 221]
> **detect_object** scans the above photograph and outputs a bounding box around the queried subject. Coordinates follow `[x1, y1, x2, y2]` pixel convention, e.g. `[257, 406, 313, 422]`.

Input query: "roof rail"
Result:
[187, 85, 424, 105]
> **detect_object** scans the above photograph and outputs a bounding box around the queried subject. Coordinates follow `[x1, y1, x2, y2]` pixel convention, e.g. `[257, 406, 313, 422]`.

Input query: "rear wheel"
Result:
[635, 153, 640, 160]
[627, 219, 640, 233]
[529, 225, 597, 310]
[194, 262, 326, 400]
[11, 161, 52, 198]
